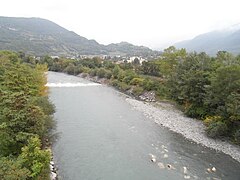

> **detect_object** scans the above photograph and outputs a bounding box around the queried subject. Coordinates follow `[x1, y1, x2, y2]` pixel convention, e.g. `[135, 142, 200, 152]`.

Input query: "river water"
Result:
[48, 72, 240, 180]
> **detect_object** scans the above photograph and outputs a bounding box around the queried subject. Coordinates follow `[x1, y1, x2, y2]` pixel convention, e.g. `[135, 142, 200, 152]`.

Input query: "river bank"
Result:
[78, 73, 240, 163]
[126, 98, 240, 163]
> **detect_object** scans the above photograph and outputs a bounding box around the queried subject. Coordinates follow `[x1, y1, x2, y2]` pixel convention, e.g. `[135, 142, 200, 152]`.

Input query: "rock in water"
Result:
[207, 168, 212, 173]
[151, 158, 156, 162]
[183, 166, 188, 174]
[50, 172, 57, 180]
[163, 154, 168, 158]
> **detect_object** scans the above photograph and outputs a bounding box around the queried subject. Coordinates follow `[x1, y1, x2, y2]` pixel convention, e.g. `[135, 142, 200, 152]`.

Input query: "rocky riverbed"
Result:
[126, 98, 240, 163]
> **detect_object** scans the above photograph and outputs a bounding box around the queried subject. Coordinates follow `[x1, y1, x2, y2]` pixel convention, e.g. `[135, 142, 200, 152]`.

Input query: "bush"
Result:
[110, 79, 119, 87]
[0, 157, 30, 180]
[89, 69, 97, 77]
[104, 70, 112, 79]
[185, 104, 208, 118]
[96, 68, 106, 78]
[118, 82, 131, 91]
[204, 116, 222, 127]
[206, 121, 228, 138]
[142, 79, 155, 91]
[156, 83, 169, 99]
[130, 78, 144, 86]
[132, 86, 144, 96]
[79, 66, 90, 73]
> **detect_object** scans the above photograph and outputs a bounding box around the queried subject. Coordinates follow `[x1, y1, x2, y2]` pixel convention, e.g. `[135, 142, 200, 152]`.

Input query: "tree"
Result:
[0, 157, 30, 180]
[133, 57, 140, 65]
[169, 52, 213, 118]
[204, 65, 240, 120]
[19, 136, 51, 179]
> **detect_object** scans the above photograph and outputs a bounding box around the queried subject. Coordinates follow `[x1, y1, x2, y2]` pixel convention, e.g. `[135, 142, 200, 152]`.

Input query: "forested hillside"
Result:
[0, 16, 157, 57]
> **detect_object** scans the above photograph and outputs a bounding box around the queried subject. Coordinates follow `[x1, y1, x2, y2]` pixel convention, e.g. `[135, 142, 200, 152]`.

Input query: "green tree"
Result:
[19, 136, 51, 179]
[0, 157, 30, 180]
[169, 52, 213, 118]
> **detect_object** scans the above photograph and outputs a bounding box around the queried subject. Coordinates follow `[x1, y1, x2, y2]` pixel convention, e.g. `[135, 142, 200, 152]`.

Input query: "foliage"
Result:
[206, 121, 228, 138]
[132, 86, 144, 96]
[0, 51, 54, 179]
[130, 78, 144, 86]
[169, 52, 213, 118]
[19, 136, 51, 179]
[204, 116, 222, 127]
[96, 68, 107, 78]
[0, 157, 30, 180]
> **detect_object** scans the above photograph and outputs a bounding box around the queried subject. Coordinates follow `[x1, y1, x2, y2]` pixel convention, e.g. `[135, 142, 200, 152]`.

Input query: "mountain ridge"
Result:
[175, 24, 240, 55]
[0, 16, 158, 57]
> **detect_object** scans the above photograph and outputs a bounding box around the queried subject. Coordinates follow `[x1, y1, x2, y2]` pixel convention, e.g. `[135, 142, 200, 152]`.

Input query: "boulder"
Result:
[50, 172, 57, 180]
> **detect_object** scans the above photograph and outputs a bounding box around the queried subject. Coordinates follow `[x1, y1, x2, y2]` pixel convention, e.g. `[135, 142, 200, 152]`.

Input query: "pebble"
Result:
[164, 149, 168, 152]
[151, 158, 156, 162]
[50, 172, 57, 180]
[207, 168, 212, 173]
[212, 167, 216, 172]
[183, 166, 188, 174]
[184, 175, 191, 179]
[163, 154, 168, 158]
[166, 164, 175, 170]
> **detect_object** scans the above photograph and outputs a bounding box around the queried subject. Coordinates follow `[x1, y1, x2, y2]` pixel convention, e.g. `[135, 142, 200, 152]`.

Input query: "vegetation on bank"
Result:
[0, 51, 55, 179]
[41, 46, 240, 144]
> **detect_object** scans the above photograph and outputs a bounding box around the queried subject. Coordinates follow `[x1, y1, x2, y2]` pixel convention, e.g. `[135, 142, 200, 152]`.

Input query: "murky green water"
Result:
[48, 72, 240, 180]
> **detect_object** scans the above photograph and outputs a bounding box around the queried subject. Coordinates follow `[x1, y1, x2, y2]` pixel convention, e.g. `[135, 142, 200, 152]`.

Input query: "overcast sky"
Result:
[1, 0, 240, 50]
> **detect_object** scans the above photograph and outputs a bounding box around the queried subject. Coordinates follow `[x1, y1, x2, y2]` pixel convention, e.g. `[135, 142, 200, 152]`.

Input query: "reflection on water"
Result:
[48, 72, 240, 180]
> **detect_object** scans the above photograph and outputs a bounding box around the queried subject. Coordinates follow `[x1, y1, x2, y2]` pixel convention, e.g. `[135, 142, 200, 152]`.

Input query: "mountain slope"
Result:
[175, 24, 240, 55]
[0, 16, 156, 57]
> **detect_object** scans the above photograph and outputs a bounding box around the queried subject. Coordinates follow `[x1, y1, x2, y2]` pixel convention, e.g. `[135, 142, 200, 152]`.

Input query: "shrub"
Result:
[204, 116, 222, 127]
[96, 68, 106, 78]
[0, 157, 30, 180]
[104, 70, 112, 79]
[206, 121, 228, 138]
[142, 79, 155, 91]
[79, 66, 90, 73]
[118, 82, 131, 91]
[132, 86, 144, 96]
[185, 104, 208, 118]
[130, 78, 144, 86]
[89, 69, 97, 77]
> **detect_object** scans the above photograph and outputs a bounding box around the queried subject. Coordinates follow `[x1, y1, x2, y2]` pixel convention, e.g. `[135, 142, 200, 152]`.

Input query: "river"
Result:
[48, 71, 240, 180]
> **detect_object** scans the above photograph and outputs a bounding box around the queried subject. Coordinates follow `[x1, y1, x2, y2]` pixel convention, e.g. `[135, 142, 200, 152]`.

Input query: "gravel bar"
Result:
[126, 98, 240, 163]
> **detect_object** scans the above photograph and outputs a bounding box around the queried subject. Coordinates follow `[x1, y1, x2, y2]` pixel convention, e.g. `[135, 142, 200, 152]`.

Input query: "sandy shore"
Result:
[126, 98, 240, 163]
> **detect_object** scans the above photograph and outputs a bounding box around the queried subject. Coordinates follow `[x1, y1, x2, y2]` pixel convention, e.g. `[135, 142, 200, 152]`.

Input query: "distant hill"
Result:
[175, 24, 240, 55]
[0, 16, 157, 57]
